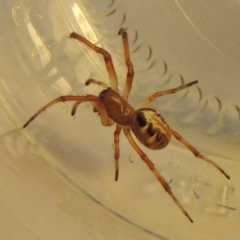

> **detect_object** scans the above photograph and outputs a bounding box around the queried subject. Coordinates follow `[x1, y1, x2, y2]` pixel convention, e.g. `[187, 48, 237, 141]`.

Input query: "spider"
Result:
[23, 28, 230, 223]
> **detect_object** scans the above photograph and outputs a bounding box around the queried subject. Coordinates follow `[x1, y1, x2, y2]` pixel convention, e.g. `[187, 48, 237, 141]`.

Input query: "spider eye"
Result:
[136, 111, 147, 127]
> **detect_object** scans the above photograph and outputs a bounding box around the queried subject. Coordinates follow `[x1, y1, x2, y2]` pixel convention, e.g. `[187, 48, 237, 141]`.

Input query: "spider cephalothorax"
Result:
[99, 87, 134, 125]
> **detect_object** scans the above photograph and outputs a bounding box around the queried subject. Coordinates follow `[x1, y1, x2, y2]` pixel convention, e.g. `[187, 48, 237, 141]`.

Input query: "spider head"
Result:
[131, 108, 171, 150]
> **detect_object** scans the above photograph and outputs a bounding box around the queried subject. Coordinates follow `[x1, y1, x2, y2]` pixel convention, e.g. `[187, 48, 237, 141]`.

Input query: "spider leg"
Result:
[118, 28, 134, 100]
[171, 129, 230, 179]
[91, 100, 115, 126]
[23, 95, 99, 128]
[134, 80, 198, 110]
[70, 32, 118, 92]
[123, 126, 193, 223]
[85, 78, 108, 88]
[70, 79, 112, 125]
[70, 97, 114, 127]
[114, 124, 122, 181]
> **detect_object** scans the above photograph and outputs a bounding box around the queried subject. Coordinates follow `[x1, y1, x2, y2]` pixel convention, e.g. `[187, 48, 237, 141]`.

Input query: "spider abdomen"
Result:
[131, 108, 171, 150]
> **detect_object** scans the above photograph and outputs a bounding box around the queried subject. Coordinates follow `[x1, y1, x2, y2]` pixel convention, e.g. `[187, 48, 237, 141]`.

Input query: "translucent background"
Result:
[0, 0, 239, 239]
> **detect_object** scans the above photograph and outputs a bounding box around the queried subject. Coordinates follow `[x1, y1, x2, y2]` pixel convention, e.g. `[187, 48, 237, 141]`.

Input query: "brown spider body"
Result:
[100, 88, 170, 150]
[23, 29, 230, 223]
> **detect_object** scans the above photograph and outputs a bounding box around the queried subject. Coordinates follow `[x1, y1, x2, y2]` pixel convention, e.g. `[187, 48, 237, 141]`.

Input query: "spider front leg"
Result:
[118, 28, 134, 100]
[123, 126, 193, 223]
[171, 130, 230, 179]
[70, 32, 118, 92]
[23, 95, 101, 128]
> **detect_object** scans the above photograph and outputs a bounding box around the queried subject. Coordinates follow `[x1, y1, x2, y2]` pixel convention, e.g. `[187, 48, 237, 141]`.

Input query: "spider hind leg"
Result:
[123, 126, 193, 223]
[171, 129, 230, 179]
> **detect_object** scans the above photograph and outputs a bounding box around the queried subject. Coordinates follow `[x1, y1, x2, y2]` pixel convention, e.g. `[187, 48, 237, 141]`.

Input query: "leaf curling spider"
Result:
[23, 28, 230, 223]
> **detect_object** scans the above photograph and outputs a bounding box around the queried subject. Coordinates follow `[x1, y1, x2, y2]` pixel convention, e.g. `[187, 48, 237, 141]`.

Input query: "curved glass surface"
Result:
[0, 1, 239, 239]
